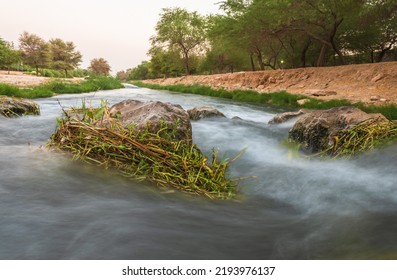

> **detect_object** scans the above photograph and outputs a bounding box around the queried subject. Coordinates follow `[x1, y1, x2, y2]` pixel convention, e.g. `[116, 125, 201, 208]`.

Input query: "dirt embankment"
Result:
[149, 62, 397, 105]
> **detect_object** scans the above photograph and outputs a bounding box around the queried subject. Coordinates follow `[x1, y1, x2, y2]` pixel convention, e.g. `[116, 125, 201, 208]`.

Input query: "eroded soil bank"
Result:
[149, 62, 397, 105]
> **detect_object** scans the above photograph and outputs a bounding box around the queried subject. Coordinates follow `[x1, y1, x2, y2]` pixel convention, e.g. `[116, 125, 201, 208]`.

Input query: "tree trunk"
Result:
[316, 43, 328, 67]
[250, 54, 256, 71]
[331, 38, 345, 65]
[329, 18, 345, 65]
[256, 50, 265, 71]
[301, 40, 311, 67]
[35, 66, 39, 76]
[182, 49, 190, 76]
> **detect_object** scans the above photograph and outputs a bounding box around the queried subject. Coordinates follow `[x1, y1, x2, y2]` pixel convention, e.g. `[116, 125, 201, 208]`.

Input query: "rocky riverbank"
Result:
[148, 62, 397, 106]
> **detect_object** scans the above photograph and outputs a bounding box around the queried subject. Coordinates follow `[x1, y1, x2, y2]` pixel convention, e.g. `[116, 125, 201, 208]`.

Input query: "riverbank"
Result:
[147, 62, 397, 106]
[0, 74, 124, 98]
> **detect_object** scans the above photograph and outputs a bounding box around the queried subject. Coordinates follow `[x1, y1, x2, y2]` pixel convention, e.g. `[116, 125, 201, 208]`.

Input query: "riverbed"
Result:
[1, 86, 396, 259]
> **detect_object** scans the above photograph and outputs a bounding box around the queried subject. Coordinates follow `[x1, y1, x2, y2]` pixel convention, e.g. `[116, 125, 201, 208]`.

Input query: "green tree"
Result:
[151, 8, 207, 75]
[126, 61, 151, 80]
[205, 15, 251, 73]
[0, 38, 21, 72]
[341, 0, 397, 63]
[89, 58, 111, 76]
[49, 38, 82, 77]
[148, 46, 184, 78]
[19, 31, 50, 76]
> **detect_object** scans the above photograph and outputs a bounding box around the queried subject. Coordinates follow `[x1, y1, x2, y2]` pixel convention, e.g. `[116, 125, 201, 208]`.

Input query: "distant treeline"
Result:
[119, 0, 397, 80]
[0, 32, 111, 77]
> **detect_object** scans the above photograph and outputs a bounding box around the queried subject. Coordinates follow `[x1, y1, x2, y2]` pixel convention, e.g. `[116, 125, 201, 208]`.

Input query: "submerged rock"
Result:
[0, 95, 40, 117]
[106, 99, 192, 142]
[187, 106, 226, 120]
[268, 109, 307, 124]
[289, 106, 390, 154]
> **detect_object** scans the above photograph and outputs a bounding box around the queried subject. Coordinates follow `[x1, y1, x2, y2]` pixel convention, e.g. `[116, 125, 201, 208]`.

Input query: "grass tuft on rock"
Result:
[48, 102, 238, 199]
[315, 119, 397, 159]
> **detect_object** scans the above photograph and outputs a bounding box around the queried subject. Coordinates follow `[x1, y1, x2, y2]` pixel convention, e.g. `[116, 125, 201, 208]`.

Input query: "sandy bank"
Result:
[149, 62, 397, 105]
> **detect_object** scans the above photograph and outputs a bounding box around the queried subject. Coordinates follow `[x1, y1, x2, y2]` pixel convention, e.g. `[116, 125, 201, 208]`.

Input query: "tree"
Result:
[148, 46, 184, 78]
[19, 31, 50, 75]
[89, 58, 111, 76]
[151, 8, 207, 75]
[0, 38, 21, 72]
[341, 0, 397, 63]
[49, 38, 82, 77]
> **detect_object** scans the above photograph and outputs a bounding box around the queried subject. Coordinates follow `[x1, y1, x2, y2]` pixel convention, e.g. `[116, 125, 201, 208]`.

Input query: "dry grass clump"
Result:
[48, 102, 238, 199]
[317, 119, 397, 158]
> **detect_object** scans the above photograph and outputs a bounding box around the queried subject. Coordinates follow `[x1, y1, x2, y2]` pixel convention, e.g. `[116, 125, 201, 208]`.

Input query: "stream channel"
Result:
[1, 86, 397, 259]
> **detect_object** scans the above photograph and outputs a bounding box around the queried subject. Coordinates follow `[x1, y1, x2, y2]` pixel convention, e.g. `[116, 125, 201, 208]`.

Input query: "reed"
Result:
[48, 102, 238, 199]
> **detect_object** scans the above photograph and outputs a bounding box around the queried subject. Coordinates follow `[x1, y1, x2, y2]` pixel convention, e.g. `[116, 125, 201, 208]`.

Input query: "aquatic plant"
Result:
[48, 102, 238, 199]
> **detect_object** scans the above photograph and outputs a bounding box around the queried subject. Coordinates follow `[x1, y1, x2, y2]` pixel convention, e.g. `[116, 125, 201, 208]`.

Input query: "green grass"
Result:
[0, 76, 124, 99]
[133, 81, 397, 120]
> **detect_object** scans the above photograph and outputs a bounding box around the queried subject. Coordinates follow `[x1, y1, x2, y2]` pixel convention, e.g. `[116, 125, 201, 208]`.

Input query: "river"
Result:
[1, 86, 397, 259]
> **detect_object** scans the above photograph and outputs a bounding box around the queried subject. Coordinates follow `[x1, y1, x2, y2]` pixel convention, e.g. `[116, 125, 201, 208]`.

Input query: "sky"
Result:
[0, 0, 221, 73]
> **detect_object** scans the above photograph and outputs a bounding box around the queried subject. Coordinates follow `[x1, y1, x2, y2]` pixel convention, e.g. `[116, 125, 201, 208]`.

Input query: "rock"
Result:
[297, 98, 310, 105]
[0, 95, 40, 117]
[371, 73, 384, 82]
[289, 106, 389, 154]
[268, 109, 307, 124]
[106, 99, 192, 142]
[370, 96, 380, 101]
[187, 106, 226, 121]
[311, 90, 337, 97]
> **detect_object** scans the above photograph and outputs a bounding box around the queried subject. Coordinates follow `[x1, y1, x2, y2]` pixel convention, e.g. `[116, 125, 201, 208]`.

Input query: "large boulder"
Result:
[0, 95, 40, 117]
[289, 106, 390, 154]
[106, 99, 192, 142]
[187, 106, 226, 120]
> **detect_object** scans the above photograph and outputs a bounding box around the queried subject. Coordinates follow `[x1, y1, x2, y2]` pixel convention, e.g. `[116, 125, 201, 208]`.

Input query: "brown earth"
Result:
[149, 62, 397, 105]
[0, 71, 49, 87]
[0, 71, 83, 87]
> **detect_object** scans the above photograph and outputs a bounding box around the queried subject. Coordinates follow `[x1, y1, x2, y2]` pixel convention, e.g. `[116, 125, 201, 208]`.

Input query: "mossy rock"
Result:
[0, 95, 40, 117]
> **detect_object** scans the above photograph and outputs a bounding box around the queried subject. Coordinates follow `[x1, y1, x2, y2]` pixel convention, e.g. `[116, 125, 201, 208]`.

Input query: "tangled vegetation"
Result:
[317, 119, 397, 159]
[48, 102, 238, 199]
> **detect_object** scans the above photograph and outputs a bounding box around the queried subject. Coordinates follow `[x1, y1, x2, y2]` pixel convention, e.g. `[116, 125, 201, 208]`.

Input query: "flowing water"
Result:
[1, 86, 397, 260]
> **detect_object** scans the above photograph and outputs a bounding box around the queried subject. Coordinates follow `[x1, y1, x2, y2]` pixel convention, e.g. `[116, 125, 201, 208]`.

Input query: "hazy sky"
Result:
[1, 0, 221, 73]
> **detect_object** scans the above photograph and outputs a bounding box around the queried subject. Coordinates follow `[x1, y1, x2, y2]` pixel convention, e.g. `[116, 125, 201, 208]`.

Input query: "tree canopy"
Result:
[151, 8, 207, 75]
[125, 0, 397, 80]
[89, 58, 111, 76]
[49, 38, 82, 76]
[19, 32, 51, 76]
